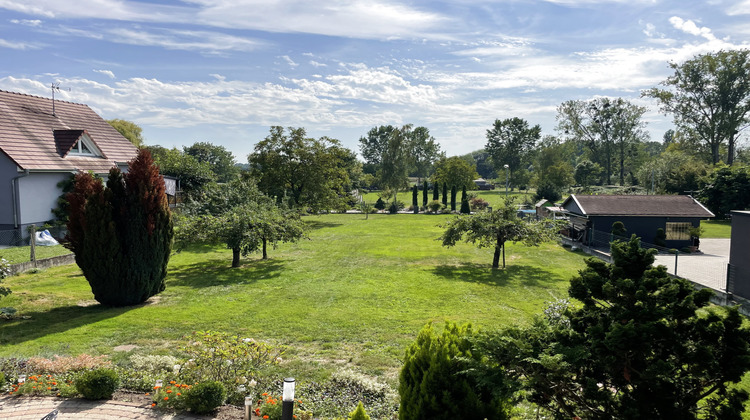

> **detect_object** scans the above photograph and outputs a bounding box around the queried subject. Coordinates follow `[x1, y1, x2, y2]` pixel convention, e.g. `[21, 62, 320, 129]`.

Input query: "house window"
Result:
[69, 134, 99, 156]
[666, 222, 692, 240]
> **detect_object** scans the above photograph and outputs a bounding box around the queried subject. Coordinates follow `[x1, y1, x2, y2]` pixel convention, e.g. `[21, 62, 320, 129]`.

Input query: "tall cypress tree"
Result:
[442, 183, 448, 207]
[433, 182, 439, 201]
[450, 185, 457, 211]
[412, 185, 419, 214]
[460, 186, 470, 214]
[66, 149, 173, 306]
[422, 183, 429, 207]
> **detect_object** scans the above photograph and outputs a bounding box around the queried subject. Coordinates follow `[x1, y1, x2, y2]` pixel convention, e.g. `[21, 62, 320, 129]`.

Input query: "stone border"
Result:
[9, 253, 75, 276]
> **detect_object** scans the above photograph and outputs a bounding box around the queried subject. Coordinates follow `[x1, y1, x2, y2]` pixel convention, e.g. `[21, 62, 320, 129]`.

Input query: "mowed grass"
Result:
[702, 219, 731, 238]
[0, 245, 71, 264]
[0, 214, 587, 382]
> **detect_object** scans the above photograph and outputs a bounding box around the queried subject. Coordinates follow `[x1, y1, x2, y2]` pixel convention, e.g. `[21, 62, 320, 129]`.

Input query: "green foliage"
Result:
[654, 228, 667, 247]
[348, 401, 371, 420]
[533, 181, 562, 203]
[478, 236, 750, 419]
[148, 145, 217, 194]
[427, 200, 444, 214]
[460, 187, 471, 214]
[398, 322, 508, 420]
[176, 177, 306, 267]
[249, 126, 353, 212]
[412, 185, 419, 213]
[432, 156, 479, 192]
[485, 117, 541, 186]
[75, 368, 119, 400]
[636, 150, 708, 194]
[388, 201, 399, 214]
[644, 50, 750, 165]
[0, 257, 10, 299]
[184, 381, 227, 414]
[611, 221, 627, 237]
[442, 183, 447, 206]
[374, 197, 386, 210]
[107, 119, 144, 147]
[432, 183, 439, 201]
[450, 185, 457, 211]
[440, 198, 563, 268]
[66, 149, 173, 306]
[11, 373, 77, 397]
[178, 331, 283, 386]
[469, 197, 489, 211]
[574, 160, 603, 187]
[184, 141, 239, 183]
[422, 183, 429, 207]
[699, 164, 750, 218]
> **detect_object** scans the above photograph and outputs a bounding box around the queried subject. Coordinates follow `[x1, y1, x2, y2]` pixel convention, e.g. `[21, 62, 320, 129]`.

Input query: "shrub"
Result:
[373, 197, 386, 210]
[533, 181, 561, 203]
[0, 257, 11, 314]
[412, 185, 419, 213]
[179, 331, 283, 387]
[184, 381, 226, 414]
[66, 149, 173, 306]
[427, 200, 444, 214]
[75, 368, 119, 399]
[129, 354, 179, 375]
[460, 199, 470, 214]
[611, 221, 627, 238]
[655, 228, 667, 247]
[349, 401, 371, 420]
[387, 201, 404, 214]
[256, 393, 310, 420]
[469, 197, 489, 211]
[399, 322, 508, 420]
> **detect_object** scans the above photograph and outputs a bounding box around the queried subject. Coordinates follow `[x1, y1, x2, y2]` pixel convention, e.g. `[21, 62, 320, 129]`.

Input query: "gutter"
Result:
[10, 169, 30, 228]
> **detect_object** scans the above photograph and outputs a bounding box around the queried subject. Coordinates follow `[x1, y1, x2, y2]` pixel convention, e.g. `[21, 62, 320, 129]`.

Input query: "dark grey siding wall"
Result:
[730, 211, 750, 299]
[588, 216, 699, 247]
[0, 152, 19, 228]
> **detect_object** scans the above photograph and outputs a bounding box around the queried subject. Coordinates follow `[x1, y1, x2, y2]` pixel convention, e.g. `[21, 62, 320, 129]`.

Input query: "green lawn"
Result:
[0, 245, 71, 264]
[702, 219, 731, 238]
[1, 214, 586, 383]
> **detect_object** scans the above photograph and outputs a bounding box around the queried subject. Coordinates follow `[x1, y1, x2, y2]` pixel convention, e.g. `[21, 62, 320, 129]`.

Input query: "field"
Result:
[0, 213, 586, 385]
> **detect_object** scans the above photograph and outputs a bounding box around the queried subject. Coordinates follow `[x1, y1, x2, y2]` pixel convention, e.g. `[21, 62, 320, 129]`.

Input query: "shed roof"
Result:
[0, 90, 137, 173]
[562, 194, 714, 218]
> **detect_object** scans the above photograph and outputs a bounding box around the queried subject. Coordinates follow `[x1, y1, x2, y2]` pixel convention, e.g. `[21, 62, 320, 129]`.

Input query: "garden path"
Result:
[0, 395, 225, 419]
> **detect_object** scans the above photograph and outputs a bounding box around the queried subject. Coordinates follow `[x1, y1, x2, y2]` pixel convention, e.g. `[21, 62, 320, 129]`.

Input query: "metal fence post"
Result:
[674, 250, 678, 276]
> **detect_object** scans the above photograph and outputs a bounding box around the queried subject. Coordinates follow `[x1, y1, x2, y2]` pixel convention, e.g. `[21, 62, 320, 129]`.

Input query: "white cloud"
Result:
[10, 19, 42, 26]
[0, 38, 41, 50]
[105, 27, 264, 53]
[310, 60, 327, 67]
[280, 55, 299, 68]
[727, 0, 750, 15]
[669, 16, 716, 41]
[94, 69, 115, 79]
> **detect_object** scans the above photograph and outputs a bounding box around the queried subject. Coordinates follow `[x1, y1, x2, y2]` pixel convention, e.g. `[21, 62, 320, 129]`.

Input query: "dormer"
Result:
[54, 129, 105, 158]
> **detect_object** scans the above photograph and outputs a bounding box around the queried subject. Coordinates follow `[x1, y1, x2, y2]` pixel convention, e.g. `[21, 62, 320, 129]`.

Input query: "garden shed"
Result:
[561, 194, 714, 249]
[729, 211, 750, 299]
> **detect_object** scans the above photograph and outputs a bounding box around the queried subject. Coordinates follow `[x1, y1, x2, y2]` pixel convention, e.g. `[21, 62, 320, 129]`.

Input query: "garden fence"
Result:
[0, 228, 24, 247]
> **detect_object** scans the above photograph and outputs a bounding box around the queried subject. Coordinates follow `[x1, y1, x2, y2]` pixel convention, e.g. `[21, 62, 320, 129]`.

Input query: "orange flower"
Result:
[263, 416, 269, 419]
[151, 403, 156, 407]
[170, 381, 176, 384]
[176, 393, 181, 396]
[166, 390, 172, 394]
[51, 382, 57, 386]
[145, 393, 150, 396]
[47, 387, 52, 390]
[164, 397, 169, 401]
[262, 392, 268, 396]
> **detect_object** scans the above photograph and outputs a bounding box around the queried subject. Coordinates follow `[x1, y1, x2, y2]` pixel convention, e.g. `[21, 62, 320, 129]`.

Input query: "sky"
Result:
[1, 0, 749, 162]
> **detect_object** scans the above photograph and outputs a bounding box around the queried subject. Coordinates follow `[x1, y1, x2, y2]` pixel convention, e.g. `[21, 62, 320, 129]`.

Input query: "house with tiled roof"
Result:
[0, 90, 138, 238]
[561, 194, 714, 248]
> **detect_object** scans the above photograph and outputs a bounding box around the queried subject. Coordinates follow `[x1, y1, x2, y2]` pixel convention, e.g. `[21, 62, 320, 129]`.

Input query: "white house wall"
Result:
[17, 172, 72, 226]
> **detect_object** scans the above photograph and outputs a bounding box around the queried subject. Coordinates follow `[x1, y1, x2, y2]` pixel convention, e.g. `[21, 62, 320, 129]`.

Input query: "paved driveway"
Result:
[653, 238, 730, 292]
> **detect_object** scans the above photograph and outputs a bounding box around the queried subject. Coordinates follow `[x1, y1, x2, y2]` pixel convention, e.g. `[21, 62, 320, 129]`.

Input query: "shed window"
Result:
[666, 222, 691, 240]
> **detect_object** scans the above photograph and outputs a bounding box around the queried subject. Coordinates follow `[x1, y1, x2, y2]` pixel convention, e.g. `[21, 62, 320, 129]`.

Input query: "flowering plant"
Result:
[255, 393, 312, 420]
[149, 380, 192, 410]
[8, 374, 77, 397]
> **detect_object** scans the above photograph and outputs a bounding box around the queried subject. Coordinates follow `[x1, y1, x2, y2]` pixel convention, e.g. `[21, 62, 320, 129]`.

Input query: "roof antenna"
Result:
[50, 82, 70, 116]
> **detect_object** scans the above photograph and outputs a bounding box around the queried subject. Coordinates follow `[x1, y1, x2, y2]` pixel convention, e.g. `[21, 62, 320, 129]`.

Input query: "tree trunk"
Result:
[232, 247, 241, 268]
[492, 245, 501, 269]
[262, 237, 268, 259]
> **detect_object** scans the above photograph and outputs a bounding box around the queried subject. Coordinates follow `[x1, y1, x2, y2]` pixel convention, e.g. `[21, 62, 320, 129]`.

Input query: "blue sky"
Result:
[1, 0, 749, 161]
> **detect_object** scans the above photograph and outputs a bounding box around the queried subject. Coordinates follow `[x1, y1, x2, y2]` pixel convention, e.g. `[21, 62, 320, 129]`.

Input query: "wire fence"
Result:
[0, 226, 67, 248]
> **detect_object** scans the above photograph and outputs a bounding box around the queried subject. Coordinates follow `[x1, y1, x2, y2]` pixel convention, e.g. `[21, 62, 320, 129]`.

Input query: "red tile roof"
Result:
[563, 194, 714, 218]
[0, 90, 137, 173]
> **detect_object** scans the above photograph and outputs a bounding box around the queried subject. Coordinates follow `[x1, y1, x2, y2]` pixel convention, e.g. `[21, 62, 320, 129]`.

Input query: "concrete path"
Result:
[653, 238, 730, 292]
[0, 396, 215, 419]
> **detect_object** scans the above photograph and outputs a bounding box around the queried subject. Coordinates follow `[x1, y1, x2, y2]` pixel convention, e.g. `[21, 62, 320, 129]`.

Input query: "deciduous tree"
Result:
[645, 50, 750, 165]
[184, 141, 239, 182]
[486, 117, 540, 188]
[107, 119, 144, 147]
[440, 199, 561, 268]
